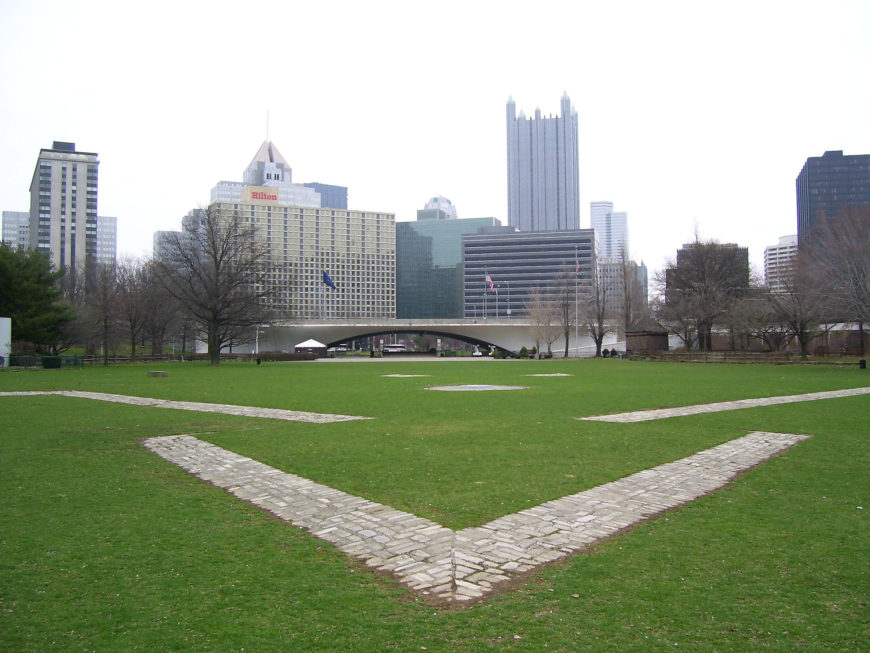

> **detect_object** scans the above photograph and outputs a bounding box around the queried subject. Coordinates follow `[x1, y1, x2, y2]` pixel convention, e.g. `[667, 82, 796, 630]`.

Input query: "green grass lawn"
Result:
[1, 359, 867, 651]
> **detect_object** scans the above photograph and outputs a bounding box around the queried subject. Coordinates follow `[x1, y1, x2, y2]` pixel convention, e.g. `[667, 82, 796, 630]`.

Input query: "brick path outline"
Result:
[145, 430, 809, 603]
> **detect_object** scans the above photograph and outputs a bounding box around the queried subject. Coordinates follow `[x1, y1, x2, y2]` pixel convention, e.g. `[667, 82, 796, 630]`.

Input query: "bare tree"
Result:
[807, 206, 870, 355]
[85, 263, 120, 366]
[730, 291, 791, 352]
[140, 259, 181, 356]
[156, 206, 276, 365]
[115, 258, 147, 361]
[661, 237, 749, 350]
[578, 262, 612, 357]
[526, 286, 560, 357]
[550, 268, 578, 358]
[651, 293, 698, 351]
[770, 253, 831, 357]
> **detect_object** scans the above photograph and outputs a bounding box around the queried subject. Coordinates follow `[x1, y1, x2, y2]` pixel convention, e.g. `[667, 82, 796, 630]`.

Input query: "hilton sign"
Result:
[243, 186, 279, 203]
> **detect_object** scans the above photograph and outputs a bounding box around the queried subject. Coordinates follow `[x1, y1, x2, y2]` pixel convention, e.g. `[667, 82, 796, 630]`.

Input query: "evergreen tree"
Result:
[0, 243, 74, 353]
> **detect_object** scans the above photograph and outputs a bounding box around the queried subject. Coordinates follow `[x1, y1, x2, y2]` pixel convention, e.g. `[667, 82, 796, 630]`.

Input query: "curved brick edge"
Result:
[144, 431, 809, 604]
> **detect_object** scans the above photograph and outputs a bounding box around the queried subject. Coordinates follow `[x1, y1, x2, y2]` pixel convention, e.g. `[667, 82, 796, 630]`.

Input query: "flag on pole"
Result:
[576, 259, 580, 276]
[485, 273, 494, 292]
[322, 270, 337, 290]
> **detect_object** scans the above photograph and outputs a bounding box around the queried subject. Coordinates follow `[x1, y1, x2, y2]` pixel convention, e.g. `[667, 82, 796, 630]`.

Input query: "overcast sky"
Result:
[1, 0, 868, 284]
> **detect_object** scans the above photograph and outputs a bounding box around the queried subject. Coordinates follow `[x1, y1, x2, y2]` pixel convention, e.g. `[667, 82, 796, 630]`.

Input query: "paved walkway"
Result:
[580, 387, 870, 422]
[0, 390, 371, 423]
[145, 430, 809, 603]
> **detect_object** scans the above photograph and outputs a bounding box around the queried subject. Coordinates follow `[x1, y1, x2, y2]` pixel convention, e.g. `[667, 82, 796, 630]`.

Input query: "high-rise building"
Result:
[28, 141, 99, 272]
[597, 257, 648, 331]
[211, 141, 321, 206]
[1, 211, 30, 249]
[303, 183, 348, 210]
[506, 93, 580, 232]
[179, 142, 395, 319]
[590, 201, 628, 258]
[462, 229, 595, 319]
[204, 193, 395, 319]
[416, 196, 458, 221]
[95, 216, 117, 267]
[153, 230, 181, 262]
[796, 150, 870, 245]
[764, 235, 798, 292]
[397, 212, 501, 318]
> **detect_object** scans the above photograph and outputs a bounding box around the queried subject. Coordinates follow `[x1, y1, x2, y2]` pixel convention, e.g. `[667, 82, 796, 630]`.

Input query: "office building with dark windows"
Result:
[28, 141, 99, 272]
[506, 93, 580, 232]
[462, 229, 595, 319]
[796, 150, 870, 245]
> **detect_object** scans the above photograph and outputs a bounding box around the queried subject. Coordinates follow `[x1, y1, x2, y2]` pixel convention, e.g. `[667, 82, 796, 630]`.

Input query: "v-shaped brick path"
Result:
[144, 431, 809, 603]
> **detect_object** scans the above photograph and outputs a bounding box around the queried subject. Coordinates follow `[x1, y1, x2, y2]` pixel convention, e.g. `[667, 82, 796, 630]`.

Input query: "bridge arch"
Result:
[253, 319, 616, 357]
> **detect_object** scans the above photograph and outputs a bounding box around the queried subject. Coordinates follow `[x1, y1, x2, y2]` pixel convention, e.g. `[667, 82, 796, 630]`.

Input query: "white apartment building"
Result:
[29, 142, 99, 272]
[764, 234, 798, 292]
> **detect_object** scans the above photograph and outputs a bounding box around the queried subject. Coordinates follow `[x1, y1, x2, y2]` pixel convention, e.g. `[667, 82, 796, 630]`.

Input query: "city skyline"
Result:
[1, 1, 868, 281]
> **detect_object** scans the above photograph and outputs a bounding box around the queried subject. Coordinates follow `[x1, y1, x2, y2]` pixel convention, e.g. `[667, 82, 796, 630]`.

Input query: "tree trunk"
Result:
[208, 323, 221, 365]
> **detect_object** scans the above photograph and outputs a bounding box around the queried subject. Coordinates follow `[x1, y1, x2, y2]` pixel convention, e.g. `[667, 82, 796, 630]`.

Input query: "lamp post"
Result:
[506, 280, 511, 318]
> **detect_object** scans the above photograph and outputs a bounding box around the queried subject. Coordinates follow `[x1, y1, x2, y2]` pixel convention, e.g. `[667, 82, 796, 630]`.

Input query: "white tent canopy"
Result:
[295, 339, 326, 349]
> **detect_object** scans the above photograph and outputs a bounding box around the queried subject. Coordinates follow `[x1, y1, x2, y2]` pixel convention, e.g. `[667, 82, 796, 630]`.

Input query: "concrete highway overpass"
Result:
[254, 318, 620, 357]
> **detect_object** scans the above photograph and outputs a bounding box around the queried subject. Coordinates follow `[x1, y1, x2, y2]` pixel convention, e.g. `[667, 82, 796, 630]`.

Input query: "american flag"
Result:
[485, 274, 494, 291]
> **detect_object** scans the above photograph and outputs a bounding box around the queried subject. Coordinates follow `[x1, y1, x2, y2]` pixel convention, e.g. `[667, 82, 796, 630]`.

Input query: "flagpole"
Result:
[484, 269, 487, 320]
[574, 245, 579, 352]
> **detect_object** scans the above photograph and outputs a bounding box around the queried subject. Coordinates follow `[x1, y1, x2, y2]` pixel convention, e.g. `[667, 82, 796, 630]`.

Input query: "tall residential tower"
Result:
[28, 141, 99, 272]
[506, 93, 579, 232]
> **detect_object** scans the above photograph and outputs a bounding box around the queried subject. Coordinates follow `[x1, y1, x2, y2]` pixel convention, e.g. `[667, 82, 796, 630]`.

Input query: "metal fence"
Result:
[2, 355, 86, 369]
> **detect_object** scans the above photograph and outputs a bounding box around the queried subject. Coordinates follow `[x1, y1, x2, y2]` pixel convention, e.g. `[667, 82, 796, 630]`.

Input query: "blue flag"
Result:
[322, 270, 337, 290]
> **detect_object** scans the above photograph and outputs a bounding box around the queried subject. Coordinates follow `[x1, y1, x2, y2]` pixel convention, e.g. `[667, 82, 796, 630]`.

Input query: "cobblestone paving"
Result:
[0, 390, 371, 423]
[580, 386, 870, 423]
[145, 430, 809, 603]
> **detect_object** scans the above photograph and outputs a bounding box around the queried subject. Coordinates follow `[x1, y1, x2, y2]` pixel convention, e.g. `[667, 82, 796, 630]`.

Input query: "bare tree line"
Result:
[653, 207, 870, 357]
[42, 205, 279, 365]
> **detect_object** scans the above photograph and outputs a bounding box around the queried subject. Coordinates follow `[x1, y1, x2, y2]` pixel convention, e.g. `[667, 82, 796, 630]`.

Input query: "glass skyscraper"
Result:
[396, 216, 501, 318]
[506, 93, 579, 232]
[590, 201, 628, 259]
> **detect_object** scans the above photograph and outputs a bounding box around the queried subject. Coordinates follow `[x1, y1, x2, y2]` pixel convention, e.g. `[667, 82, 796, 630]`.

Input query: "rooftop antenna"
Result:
[266, 109, 270, 143]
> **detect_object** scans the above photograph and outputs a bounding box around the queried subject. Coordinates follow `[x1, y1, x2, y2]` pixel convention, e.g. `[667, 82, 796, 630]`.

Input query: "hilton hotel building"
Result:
[209, 185, 395, 320]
